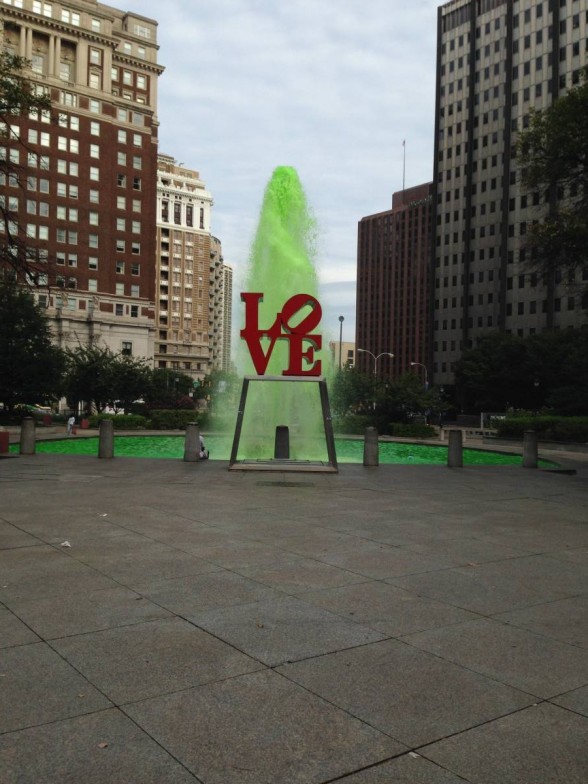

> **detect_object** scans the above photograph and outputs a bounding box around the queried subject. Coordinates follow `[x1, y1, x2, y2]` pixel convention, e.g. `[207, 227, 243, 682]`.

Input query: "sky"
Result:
[132, 0, 441, 343]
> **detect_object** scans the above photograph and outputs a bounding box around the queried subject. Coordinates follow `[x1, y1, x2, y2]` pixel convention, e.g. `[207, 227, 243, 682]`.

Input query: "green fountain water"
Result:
[235, 166, 329, 461]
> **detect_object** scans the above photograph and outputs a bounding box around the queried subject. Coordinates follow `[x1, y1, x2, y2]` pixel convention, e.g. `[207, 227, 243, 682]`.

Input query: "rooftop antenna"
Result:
[402, 139, 406, 192]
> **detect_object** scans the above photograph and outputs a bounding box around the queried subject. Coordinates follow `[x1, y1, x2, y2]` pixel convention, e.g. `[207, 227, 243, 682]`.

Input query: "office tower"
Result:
[221, 263, 233, 372]
[432, 0, 587, 387]
[356, 182, 433, 380]
[0, 0, 163, 358]
[208, 236, 232, 373]
[155, 154, 216, 381]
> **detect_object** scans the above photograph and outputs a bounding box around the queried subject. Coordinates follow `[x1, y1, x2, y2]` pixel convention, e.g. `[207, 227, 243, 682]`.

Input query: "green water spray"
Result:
[236, 166, 329, 461]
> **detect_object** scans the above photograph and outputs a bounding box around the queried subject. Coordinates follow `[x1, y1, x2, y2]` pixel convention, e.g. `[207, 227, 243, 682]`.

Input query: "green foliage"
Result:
[330, 367, 374, 416]
[148, 409, 200, 430]
[0, 53, 55, 281]
[89, 414, 147, 430]
[389, 423, 437, 439]
[455, 330, 588, 414]
[496, 415, 588, 443]
[516, 69, 588, 290]
[332, 414, 373, 435]
[64, 346, 152, 413]
[0, 276, 65, 410]
[145, 369, 195, 410]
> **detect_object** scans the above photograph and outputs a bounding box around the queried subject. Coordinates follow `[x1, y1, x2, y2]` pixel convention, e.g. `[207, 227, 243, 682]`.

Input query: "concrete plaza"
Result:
[1, 446, 587, 783]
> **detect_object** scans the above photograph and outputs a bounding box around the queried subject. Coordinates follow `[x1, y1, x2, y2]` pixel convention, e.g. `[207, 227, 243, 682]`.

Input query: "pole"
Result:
[338, 315, 344, 370]
[402, 139, 406, 192]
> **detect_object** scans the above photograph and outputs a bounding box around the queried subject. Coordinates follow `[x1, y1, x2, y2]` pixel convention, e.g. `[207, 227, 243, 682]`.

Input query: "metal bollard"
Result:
[522, 430, 538, 469]
[363, 427, 379, 466]
[184, 422, 201, 462]
[274, 426, 290, 459]
[447, 429, 463, 468]
[20, 417, 36, 455]
[98, 419, 114, 459]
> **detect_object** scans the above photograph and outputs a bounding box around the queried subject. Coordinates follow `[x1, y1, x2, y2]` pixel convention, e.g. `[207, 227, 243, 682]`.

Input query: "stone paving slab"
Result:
[421, 703, 588, 784]
[403, 617, 588, 699]
[0, 642, 112, 734]
[493, 595, 588, 648]
[51, 616, 264, 704]
[0, 709, 201, 784]
[1, 453, 587, 783]
[125, 669, 405, 784]
[190, 594, 386, 667]
[5, 585, 173, 639]
[276, 638, 535, 748]
[333, 754, 468, 783]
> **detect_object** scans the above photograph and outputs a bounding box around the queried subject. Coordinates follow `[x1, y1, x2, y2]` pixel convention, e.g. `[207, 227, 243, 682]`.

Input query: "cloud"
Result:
[134, 0, 440, 343]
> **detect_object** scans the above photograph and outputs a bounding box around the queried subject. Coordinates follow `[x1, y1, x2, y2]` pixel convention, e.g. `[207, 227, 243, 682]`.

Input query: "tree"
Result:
[330, 366, 375, 416]
[63, 346, 116, 413]
[145, 368, 195, 410]
[0, 275, 65, 409]
[454, 330, 588, 415]
[0, 52, 54, 282]
[109, 354, 152, 413]
[517, 70, 588, 296]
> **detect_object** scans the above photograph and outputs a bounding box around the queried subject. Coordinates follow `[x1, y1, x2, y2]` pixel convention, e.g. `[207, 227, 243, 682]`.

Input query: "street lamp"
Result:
[357, 348, 394, 375]
[410, 361, 429, 390]
[357, 349, 394, 411]
[338, 315, 344, 370]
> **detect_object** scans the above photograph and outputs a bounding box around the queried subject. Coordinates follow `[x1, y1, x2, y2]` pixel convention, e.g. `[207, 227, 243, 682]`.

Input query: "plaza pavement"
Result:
[0, 444, 587, 783]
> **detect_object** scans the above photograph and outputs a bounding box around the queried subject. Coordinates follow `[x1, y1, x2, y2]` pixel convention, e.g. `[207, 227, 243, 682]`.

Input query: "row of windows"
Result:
[57, 93, 147, 126]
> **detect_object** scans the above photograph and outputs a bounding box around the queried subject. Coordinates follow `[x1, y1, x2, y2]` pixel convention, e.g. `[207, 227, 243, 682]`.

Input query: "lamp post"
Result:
[410, 361, 429, 390]
[357, 349, 395, 375]
[338, 315, 344, 370]
[357, 349, 394, 410]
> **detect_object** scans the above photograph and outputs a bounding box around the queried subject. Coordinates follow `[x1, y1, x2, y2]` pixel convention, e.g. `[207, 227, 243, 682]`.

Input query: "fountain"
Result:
[230, 166, 337, 470]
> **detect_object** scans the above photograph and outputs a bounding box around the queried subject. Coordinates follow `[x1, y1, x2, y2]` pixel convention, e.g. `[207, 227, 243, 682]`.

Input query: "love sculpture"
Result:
[228, 291, 338, 472]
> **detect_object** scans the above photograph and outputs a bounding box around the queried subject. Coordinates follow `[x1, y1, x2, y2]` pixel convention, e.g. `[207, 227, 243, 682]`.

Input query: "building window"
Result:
[115, 303, 123, 316]
[88, 279, 98, 292]
[89, 256, 98, 270]
[121, 341, 133, 355]
[116, 261, 125, 273]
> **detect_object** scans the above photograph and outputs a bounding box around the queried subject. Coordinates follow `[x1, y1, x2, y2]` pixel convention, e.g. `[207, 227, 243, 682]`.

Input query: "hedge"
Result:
[389, 423, 437, 439]
[495, 416, 588, 442]
[148, 410, 200, 430]
[88, 414, 147, 430]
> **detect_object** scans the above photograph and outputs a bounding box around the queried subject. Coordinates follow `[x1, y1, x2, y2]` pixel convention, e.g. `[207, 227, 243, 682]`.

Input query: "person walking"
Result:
[66, 415, 76, 435]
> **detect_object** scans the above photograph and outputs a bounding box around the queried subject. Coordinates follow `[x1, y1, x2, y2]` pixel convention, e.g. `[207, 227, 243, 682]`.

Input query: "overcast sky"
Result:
[133, 0, 441, 342]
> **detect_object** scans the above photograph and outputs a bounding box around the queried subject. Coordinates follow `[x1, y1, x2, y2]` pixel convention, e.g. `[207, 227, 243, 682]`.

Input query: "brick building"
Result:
[0, 0, 163, 359]
[356, 182, 433, 381]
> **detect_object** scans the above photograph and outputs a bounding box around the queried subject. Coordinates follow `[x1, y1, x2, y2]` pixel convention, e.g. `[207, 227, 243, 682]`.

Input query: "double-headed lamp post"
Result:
[410, 361, 429, 390]
[357, 348, 395, 375]
[358, 349, 394, 411]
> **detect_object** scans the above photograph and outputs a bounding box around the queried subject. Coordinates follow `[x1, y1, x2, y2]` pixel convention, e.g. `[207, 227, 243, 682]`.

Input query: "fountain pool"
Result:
[10, 435, 557, 467]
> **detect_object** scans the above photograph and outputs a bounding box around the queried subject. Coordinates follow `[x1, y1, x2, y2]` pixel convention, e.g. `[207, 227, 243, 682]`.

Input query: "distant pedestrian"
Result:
[67, 415, 75, 435]
[199, 434, 209, 460]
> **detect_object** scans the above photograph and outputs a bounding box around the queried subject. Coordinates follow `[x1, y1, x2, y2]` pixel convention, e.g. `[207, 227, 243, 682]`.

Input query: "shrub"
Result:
[89, 413, 147, 430]
[148, 409, 200, 430]
[333, 414, 374, 435]
[389, 423, 437, 439]
[495, 415, 588, 442]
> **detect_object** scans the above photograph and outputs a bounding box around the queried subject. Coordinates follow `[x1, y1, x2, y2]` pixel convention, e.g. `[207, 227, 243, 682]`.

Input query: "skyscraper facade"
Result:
[432, 0, 587, 387]
[0, 0, 163, 358]
[356, 182, 433, 380]
[155, 154, 215, 381]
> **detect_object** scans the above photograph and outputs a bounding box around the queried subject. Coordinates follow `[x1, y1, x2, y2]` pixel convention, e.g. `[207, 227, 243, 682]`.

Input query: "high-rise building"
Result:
[221, 263, 233, 372]
[356, 182, 433, 380]
[208, 235, 232, 373]
[432, 0, 587, 387]
[155, 154, 215, 381]
[0, 0, 163, 358]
